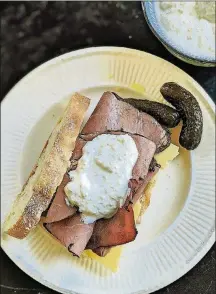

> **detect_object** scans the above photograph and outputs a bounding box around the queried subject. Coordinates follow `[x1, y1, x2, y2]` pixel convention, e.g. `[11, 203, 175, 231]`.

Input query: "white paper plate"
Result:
[1, 47, 215, 294]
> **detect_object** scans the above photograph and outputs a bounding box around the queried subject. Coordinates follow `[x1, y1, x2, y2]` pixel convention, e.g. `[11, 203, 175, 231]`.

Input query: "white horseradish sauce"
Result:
[156, 2, 215, 59]
[65, 134, 138, 224]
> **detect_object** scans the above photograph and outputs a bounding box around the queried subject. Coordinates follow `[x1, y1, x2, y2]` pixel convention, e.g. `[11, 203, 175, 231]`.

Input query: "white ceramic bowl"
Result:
[142, 2, 216, 67]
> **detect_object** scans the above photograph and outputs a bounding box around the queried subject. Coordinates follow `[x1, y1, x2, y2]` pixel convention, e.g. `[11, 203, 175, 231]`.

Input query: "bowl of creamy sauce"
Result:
[142, 1, 215, 66]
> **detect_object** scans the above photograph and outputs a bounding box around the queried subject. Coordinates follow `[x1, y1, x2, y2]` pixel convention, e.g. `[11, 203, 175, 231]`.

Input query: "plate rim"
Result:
[1, 46, 215, 111]
[1, 46, 215, 294]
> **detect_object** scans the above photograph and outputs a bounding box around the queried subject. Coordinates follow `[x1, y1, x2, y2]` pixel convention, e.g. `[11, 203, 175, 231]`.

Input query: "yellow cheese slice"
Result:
[155, 143, 179, 169]
[133, 200, 142, 220]
[82, 143, 179, 272]
[83, 246, 123, 273]
[130, 83, 146, 94]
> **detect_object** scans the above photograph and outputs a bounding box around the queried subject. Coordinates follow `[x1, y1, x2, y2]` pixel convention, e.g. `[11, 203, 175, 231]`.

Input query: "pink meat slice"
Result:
[81, 92, 170, 153]
[43, 139, 87, 224]
[131, 164, 160, 204]
[43, 174, 77, 223]
[45, 213, 95, 257]
[86, 205, 137, 249]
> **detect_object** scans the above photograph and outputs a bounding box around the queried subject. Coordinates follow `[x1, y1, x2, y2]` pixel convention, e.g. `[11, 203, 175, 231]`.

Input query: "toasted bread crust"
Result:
[4, 93, 90, 239]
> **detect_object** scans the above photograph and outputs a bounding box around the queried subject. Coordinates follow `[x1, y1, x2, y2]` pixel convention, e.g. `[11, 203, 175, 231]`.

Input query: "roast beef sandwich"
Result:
[3, 89, 183, 271]
[41, 92, 171, 256]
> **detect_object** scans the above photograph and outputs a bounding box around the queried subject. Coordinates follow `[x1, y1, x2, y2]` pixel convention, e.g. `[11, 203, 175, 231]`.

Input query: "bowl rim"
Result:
[142, 1, 216, 65]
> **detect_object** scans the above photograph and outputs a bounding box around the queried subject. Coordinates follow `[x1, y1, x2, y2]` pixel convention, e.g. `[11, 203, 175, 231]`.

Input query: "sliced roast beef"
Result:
[44, 92, 163, 225]
[45, 213, 94, 257]
[81, 92, 170, 153]
[44, 91, 166, 256]
[43, 138, 87, 223]
[87, 205, 137, 249]
[71, 138, 87, 161]
[43, 174, 77, 223]
[132, 164, 160, 205]
[45, 133, 155, 255]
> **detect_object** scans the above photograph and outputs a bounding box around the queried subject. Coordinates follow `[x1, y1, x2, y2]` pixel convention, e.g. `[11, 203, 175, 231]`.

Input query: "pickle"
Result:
[160, 82, 203, 150]
[113, 93, 180, 128]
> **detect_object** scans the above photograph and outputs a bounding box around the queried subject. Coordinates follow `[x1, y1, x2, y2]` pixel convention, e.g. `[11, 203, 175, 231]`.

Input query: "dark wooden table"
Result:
[1, 2, 215, 294]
